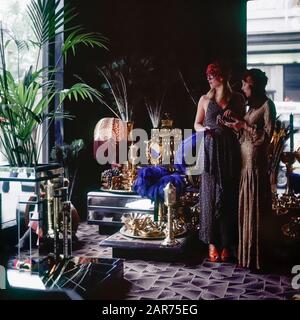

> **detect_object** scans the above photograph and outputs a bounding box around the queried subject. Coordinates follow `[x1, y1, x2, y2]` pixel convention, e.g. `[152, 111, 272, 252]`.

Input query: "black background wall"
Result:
[63, 0, 247, 219]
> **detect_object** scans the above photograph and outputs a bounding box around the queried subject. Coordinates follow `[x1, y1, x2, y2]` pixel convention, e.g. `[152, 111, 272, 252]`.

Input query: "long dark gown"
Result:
[199, 94, 244, 249]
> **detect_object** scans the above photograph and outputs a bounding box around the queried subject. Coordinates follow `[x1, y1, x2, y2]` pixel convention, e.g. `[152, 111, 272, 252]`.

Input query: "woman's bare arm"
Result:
[194, 95, 209, 131]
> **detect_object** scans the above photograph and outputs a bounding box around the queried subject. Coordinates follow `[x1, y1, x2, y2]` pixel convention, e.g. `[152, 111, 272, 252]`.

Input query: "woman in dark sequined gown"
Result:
[194, 62, 245, 262]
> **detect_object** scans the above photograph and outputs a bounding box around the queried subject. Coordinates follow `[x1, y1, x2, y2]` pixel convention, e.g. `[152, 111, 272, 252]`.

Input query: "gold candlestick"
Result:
[46, 180, 55, 238]
[162, 182, 179, 246]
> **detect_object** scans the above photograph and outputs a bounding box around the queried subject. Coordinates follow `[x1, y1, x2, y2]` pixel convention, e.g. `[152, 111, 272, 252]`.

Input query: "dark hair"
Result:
[243, 68, 268, 95]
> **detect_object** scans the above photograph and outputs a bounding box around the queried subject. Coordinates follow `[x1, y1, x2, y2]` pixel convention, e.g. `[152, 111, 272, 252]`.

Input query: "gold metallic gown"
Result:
[238, 99, 276, 269]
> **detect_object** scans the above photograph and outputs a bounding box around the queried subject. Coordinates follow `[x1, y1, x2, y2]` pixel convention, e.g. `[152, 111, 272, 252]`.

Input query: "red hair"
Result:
[206, 62, 223, 77]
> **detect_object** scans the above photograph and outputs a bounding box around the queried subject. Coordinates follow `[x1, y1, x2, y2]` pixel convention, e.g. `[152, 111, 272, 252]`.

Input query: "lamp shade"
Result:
[93, 117, 129, 162]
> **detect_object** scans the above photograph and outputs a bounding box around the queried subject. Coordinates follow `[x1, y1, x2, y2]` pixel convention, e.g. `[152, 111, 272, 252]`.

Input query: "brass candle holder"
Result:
[46, 180, 55, 238]
[126, 162, 137, 191]
[126, 143, 138, 191]
[162, 182, 179, 246]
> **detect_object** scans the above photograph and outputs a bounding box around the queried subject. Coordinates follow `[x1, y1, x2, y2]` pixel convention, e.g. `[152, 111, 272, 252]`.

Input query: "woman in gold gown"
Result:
[222, 69, 276, 271]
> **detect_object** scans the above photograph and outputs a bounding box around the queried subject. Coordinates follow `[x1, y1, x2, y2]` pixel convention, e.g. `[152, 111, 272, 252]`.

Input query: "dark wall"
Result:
[64, 0, 247, 219]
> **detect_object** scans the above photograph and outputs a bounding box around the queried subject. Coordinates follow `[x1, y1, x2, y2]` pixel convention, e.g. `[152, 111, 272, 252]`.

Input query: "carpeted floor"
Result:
[72, 222, 300, 300]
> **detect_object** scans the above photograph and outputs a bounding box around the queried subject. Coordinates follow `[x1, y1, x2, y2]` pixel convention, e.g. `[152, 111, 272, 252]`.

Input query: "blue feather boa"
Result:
[174, 131, 204, 174]
[133, 166, 186, 202]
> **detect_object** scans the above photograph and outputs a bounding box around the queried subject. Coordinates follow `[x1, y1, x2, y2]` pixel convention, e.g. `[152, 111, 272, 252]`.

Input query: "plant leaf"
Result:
[62, 31, 108, 62]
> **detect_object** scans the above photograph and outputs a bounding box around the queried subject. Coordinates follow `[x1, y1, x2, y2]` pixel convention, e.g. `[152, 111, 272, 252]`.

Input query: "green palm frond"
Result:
[27, 0, 75, 47]
[22, 66, 52, 88]
[29, 40, 41, 48]
[4, 39, 11, 49]
[23, 66, 36, 87]
[49, 111, 75, 120]
[0, 26, 9, 102]
[14, 39, 30, 52]
[62, 30, 108, 62]
[59, 82, 103, 104]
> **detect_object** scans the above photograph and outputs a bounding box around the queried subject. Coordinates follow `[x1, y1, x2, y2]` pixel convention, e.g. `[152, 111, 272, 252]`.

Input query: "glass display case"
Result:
[87, 191, 154, 232]
[0, 163, 65, 274]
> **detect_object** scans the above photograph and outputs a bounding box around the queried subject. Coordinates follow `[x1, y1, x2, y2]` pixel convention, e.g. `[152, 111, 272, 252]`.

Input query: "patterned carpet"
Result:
[72, 223, 300, 300]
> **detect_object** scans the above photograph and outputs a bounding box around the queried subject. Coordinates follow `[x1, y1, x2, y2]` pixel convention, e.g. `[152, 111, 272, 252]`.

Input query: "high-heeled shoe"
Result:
[220, 248, 231, 262]
[208, 245, 220, 262]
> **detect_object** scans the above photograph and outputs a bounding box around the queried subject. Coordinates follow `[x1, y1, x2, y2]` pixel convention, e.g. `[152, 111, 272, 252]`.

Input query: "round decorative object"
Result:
[93, 117, 132, 162]
[94, 117, 128, 142]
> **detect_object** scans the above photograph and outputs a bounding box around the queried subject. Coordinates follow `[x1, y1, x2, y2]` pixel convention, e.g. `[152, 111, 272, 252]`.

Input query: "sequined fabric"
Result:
[238, 99, 276, 270]
[199, 94, 244, 248]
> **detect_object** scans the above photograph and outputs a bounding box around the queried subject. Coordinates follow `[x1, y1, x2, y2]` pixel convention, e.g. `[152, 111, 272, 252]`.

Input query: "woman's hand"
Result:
[223, 109, 242, 120]
[195, 125, 211, 132]
[223, 110, 234, 119]
[205, 126, 217, 138]
[223, 118, 245, 131]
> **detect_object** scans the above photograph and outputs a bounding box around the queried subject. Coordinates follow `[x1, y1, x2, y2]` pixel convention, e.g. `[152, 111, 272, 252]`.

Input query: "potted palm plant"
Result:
[0, 0, 107, 238]
[0, 0, 107, 168]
